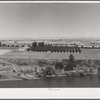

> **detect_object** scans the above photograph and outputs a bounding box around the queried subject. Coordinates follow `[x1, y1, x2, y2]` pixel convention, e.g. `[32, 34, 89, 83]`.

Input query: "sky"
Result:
[0, 3, 100, 39]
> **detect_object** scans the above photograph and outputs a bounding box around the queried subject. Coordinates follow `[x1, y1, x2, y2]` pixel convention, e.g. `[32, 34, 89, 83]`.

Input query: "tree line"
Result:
[81, 45, 100, 49]
[0, 42, 31, 48]
[27, 42, 81, 53]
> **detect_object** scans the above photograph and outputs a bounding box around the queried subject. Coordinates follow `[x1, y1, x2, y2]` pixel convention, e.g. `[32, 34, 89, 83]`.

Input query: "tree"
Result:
[28, 45, 31, 47]
[64, 54, 76, 71]
[0, 42, 2, 46]
[72, 48, 74, 53]
[79, 49, 81, 53]
[69, 54, 75, 63]
[15, 45, 19, 47]
[7, 44, 10, 47]
[45, 66, 55, 75]
[69, 48, 71, 53]
[2, 44, 6, 47]
[81, 45, 84, 48]
[55, 62, 64, 70]
[92, 45, 94, 49]
[11, 45, 14, 47]
[97, 67, 100, 75]
[27, 48, 31, 51]
[38, 42, 44, 47]
[21, 45, 25, 47]
[66, 48, 68, 52]
[64, 62, 74, 71]
[32, 42, 37, 47]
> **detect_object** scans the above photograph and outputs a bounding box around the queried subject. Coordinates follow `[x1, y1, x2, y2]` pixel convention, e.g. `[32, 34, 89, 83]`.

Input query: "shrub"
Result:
[38, 60, 47, 67]
[64, 62, 74, 71]
[44, 66, 55, 75]
[55, 62, 64, 70]
[27, 48, 31, 51]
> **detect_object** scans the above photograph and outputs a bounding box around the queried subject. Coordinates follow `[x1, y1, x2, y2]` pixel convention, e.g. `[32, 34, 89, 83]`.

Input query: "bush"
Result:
[64, 62, 74, 71]
[38, 60, 47, 67]
[27, 48, 31, 51]
[55, 62, 64, 70]
[45, 66, 55, 75]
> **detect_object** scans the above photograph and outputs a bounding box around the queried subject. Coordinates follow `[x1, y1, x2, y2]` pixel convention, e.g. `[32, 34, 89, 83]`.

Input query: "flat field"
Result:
[0, 49, 100, 60]
[0, 47, 19, 50]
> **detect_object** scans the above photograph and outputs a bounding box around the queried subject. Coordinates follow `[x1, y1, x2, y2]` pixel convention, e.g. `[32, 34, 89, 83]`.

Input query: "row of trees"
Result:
[28, 42, 81, 53]
[81, 45, 100, 49]
[0, 41, 32, 48]
[32, 42, 45, 47]
[0, 43, 31, 48]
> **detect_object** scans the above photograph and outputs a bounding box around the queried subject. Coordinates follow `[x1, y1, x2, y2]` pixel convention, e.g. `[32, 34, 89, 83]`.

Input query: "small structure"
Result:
[17, 46, 28, 51]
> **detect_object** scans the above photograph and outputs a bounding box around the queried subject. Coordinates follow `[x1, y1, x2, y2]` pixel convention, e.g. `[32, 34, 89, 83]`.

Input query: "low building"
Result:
[17, 46, 28, 51]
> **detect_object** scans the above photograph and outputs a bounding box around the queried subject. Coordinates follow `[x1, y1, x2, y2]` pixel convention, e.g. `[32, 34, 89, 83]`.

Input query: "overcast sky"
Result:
[0, 3, 100, 38]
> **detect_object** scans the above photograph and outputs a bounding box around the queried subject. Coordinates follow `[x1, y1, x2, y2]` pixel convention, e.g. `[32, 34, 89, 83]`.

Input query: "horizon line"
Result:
[0, 37, 100, 40]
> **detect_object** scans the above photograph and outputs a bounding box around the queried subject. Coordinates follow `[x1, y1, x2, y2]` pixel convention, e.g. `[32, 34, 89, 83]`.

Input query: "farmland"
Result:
[0, 49, 100, 60]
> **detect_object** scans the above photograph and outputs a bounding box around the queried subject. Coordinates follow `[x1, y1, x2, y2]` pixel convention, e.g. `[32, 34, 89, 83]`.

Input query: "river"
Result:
[0, 75, 100, 88]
